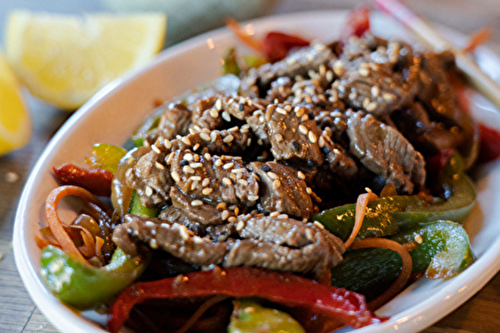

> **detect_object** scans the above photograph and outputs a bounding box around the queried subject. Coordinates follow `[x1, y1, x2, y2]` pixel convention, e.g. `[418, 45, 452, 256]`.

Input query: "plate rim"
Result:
[13, 9, 500, 333]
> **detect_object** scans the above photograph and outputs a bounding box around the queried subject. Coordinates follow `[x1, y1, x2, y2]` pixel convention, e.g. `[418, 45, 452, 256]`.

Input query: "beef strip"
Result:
[157, 102, 192, 140]
[346, 111, 426, 194]
[113, 214, 344, 279]
[191, 96, 225, 131]
[249, 161, 318, 219]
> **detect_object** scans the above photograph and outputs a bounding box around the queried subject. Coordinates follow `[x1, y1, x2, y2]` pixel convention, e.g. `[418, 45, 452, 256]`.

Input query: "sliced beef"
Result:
[113, 214, 344, 279]
[249, 162, 317, 219]
[157, 103, 192, 140]
[191, 96, 225, 131]
[346, 111, 426, 194]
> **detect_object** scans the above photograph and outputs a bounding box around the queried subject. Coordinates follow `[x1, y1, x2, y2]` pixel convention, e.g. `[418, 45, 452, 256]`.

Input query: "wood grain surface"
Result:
[1, 0, 500, 332]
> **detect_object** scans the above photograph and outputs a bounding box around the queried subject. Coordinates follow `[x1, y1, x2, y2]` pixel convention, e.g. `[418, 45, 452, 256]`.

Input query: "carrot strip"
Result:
[464, 26, 492, 53]
[350, 238, 413, 310]
[225, 18, 262, 52]
[45, 185, 102, 263]
[95, 236, 105, 265]
[344, 192, 379, 249]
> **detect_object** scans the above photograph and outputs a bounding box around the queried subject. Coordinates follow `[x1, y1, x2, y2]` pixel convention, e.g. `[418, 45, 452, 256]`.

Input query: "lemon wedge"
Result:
[5, 11, 166, 110]
[0, 50, 31, 155]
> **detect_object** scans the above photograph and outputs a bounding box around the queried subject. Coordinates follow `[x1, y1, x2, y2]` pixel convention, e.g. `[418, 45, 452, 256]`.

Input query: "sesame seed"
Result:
[259, 116, 265, 123]
[248, 195, 259, 201]
[208, 108, 218, 118]
[193, 236, 203, 244]
[191, 180, 198, 191]
[178, 225, 190, 240]
[184, 153, 193, 161]
[267, 172, 278, 180]
[215, 159, 224, 167]
[180, 159, 189, 166]
[382, 93, 395, 102]
[333, 60, 344, 75]
[191, 200, 203, 207]
[222, 177, 232, 186]
[313, 221, 325, 229]
[270, 212, 280, 218]
[202, 178, 210, 187]
[246, 138, 252, 146]
[193, 143, 200, 151]
[151, 145, 161, 154]
[232, 168, 245, 174]
[211, 132, 218, 142]
[218, 202, 227, 210]
[371, 85, 380, 97]
[297, 171, 306, 180]
[166, 152, 174, 164]
[359, 67, 369, 76]
[299, 125, 308, 135]
[277, 214, 288, 219]
[306, 187, 312, 194]
[349, 91, 357, 101]
[223, 135, 234, 143]
[414, 234, 423, 244]
[183, 166, 195, 174]
[204, 153, 211, 160]
[222, 210, 230, 220]
[171, 171, 180, 182]
[326, 70, 334, 82]
[200, 133, 211, 141]
[223, 162, 235, 170]
[366, 102, 378, 112]
[155, 162, 165, 170]
[215, 99, 222, 110]
[318, 136, 325, 148]
[236, 220, 245, 231]
[189, 128, 196, 135]
[363, 98, 370, 109]
[191, 176, 202, 181]
[145, 186, 153, 196]
[234, 207, 240, 216]
[228, 126, 239, 133]
[149, 239, 158, 249]
[228, 216, 237, 222]
[292, 140, 300, 150]
[181, 137, 191, 145]
[202, 188, 213, 195]
[201, 128, 210, 134]
[276, 134, 283, 142]
[276, 107, 287, 115]
[308, 131, 317, 143]
[222, 111, 231, 122]
[273, 180, 281, 187]
[190, 162, 203, 168]
[164, 139, 172, 149]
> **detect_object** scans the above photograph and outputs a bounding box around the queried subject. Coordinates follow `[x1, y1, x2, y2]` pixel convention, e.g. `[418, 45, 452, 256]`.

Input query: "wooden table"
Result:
[1, 0, 500, 332]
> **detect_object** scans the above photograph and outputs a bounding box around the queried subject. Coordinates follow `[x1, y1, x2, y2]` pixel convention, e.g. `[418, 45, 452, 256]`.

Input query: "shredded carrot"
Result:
[351, 238, 413, 310]
[45, 185, 102, 264]
[225, 18, 262, 52]
[95, 236, 105, 265]
[464, 26, 492, 53]
[35, 235, 60, 249]
[344, 192, 379, 249]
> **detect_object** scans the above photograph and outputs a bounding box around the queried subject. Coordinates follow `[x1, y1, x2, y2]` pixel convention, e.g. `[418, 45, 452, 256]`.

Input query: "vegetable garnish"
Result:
[45, 185, 107, 263]
[108, 267, 387, 333]
[344, 192, 379, 249]
[53, 164, 114, 197]
[350, 238, 412, 310]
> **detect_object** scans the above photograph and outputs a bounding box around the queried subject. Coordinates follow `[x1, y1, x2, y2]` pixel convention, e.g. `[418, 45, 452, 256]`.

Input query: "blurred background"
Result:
[1, 0, 500, 332]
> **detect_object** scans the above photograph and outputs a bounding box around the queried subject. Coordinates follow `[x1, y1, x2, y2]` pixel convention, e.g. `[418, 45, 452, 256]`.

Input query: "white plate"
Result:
[13, 10, 500, 333]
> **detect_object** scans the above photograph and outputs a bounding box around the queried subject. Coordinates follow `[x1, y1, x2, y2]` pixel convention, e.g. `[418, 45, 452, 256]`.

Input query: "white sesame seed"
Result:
[145, 186, 153, 196]
[228, 216, 237, 222]
[359, 67, 369, 76]
[366, 102, 378, 112]
[161, 223, 170, 229]
[166, 152, 174, 164]
[308, 131, 317, 143]
[246, 138, 252, 146]
[193, 236, 203, 244]
[211, 132, 218, 142]
[200, 133, 211, 141]
[237, 179, 249, 186]
[273, 180, 281, 188]
[222, 111, 231, 122]
[178, 225, 190, 240]
[277, 214, 288, 219]
[182, 137, 191, 145]
[189, 128, 196, 135]
[299, 125, 308, 135]
[183, 166, 195, 174]
[414, 234, 423, 244]
[202, 178, 210, 187]
[236, 220, 245, 231]
[151, 145, 161, 154]
[318, 136, 325, 148]
[276, 134, 283, 142]
[228, 126, 239, 133]
[149, 239, 158, 249]
[371, 85, 380, 97]
[155, 161, 165, 170]
[210, 108, 219, 118]
[296, 107, 305, 118]
[222, 177, 232, 186]
[326, 70, 334, 82]
[215, 99, 222, 110]
[191, 200, 203, 207]
[222, 210, 230, 220]
[223, 135, 234, 143]
[248, 195, 259, 201]
[215, 159, 223, 167]
[201, 128, 210, 134]
[382, 93, 395, 102]
[191, 162, 203, 168]
[297, 171, 306, 180]
[193, 143, 200, 151]
[306, 187, 312, 194]
[276, 107, 287, 115]
[349, 91, 357, 101]
[184, 153, 193, 161]
[204, 153, 211, 160]
[270, 212, 280, 218]
[267, 172, 278, 180]
[223, 162, 235, 170]
[190, 176, 202, 181]
[202, 188, 213, 195]
[164, 139, 172, 149]
[190, 180, 198, 191]
[218, 202, 227, 210]
[232, 168, 245, 174]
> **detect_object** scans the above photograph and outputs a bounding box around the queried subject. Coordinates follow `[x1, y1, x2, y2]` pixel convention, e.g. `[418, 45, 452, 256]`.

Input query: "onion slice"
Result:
[350, 238, 413, 310]
[344, 192, 379, 249]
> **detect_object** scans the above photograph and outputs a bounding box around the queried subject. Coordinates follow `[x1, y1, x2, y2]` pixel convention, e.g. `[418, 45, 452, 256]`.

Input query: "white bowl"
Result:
[13, 10, 500, 333]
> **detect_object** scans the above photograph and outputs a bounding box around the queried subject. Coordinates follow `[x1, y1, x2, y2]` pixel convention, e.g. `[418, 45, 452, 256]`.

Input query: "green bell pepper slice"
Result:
[330, 221, 474, 299]
[128, 190, 160, 217]
[228, 299, 306, 333]
[85, 143, 127, 174]
[313, 152, 476, 240]
[41, 246, 147, 310]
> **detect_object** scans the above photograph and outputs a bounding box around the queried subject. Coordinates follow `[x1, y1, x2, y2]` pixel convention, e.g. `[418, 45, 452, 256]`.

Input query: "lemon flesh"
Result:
[0, 50, 31, 156]
[5, 11, 166, 110]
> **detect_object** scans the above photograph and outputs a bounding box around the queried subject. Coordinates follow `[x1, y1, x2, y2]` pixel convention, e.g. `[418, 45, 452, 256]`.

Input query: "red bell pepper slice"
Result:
[53, 164, 113, 197]
[262, 32, 310, 62]
[341, 6, 371, 41]
[478, 124, 500, 163]
[426, 149, 454, 175]
[108, 267, 386, 333]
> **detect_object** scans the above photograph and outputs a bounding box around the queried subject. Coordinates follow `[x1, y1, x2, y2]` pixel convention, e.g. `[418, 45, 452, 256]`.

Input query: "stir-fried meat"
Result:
[191, 96, 226, 131]
[113, 214, 344, 279]
[241, 43, 336, 98]
[249, 162, 318, 219]
[157, 102, 192, 140]
[335, 35, 421, 117]
[346, 111, 426, 194]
